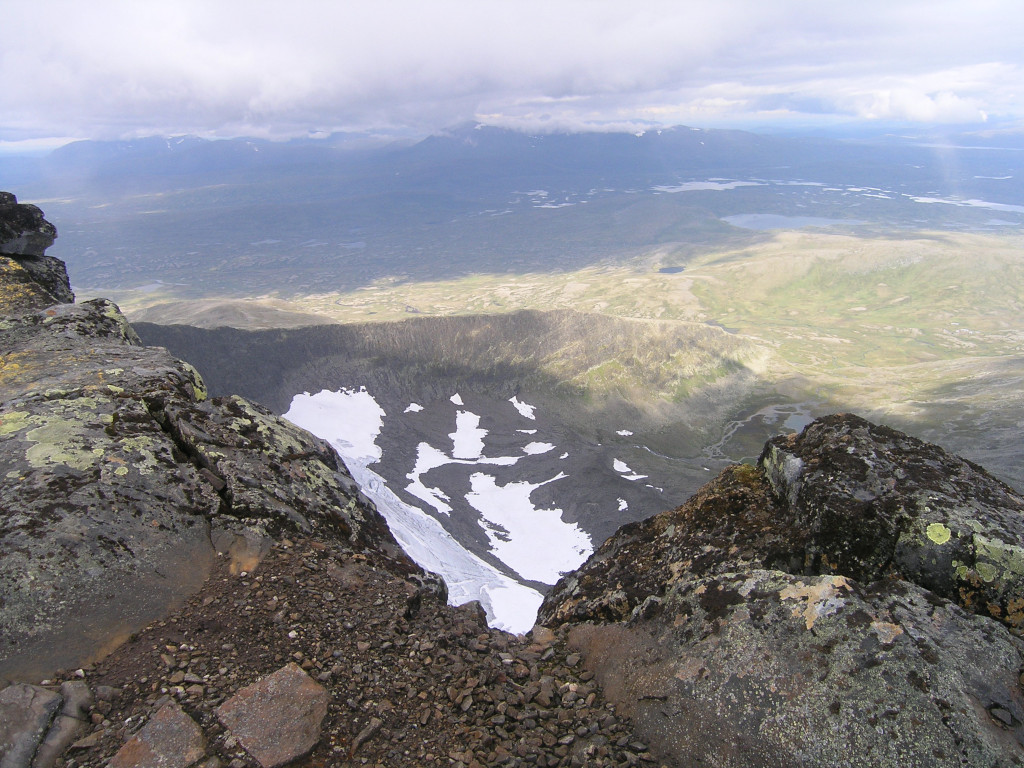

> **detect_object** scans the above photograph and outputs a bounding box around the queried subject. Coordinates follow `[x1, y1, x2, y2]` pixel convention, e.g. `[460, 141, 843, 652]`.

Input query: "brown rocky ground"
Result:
[46, 535, 657, 768]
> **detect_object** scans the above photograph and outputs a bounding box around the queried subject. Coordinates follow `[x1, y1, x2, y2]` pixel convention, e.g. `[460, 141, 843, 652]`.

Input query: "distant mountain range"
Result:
[3, 124, 1022, 301]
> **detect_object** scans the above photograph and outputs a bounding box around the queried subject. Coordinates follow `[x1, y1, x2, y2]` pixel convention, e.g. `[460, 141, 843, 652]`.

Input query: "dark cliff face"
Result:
[0, 195, 413, 682]
[540, 413, 1024, 767]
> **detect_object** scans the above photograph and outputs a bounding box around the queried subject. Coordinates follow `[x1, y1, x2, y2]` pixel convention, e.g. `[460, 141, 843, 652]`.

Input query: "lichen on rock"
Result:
[542, 413, 1024, 766]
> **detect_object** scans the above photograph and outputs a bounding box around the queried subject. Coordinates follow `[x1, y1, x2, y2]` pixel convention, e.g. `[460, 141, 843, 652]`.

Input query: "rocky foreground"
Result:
[2, 193, 1024, 767]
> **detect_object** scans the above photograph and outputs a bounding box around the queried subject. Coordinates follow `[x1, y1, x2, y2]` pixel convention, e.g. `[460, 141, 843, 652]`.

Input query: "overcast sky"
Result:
[2, 0, 1023, 145]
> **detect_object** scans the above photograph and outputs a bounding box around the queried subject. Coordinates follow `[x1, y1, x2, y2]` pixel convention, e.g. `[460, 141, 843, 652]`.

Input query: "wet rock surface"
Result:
[541, 415, 1024, 767]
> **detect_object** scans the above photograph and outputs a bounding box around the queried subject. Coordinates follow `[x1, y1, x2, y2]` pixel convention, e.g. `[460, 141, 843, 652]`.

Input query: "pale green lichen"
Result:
[26, 420, 102, 471]
[119, 436, 162, 475]
[0, 410, 31, 436]
[926, 522, 952, 545]
[974, 535, 1024, 581]
[976, 561, 999, 583]
[21, 399, 114, 470]
[180, 362, 208, 401]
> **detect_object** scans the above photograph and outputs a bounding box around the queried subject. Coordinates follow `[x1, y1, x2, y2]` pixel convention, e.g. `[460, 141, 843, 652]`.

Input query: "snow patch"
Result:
[614, 458, 648, 481]
[909, 195, 1024, 214]
[406, 442, 455, 515]
[616, 430, 634, 436]
[404, 402, 424, 413]
[523, 442, 555, 455]
[450, 393, 464, 406]
[285, 388, 543, 634]
[653, 180, 763, 193]
[509, 396, 536, 420]
[450, 411, 486, 460]
[285, 388, 383, 463]
[466, 472, 592, 584]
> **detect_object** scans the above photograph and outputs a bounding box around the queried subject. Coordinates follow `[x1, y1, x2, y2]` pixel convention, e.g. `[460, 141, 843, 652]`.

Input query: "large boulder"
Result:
[540, 414, 1024, 767]
[0, 192, 71, 306]
[760, 413, 1024, 632]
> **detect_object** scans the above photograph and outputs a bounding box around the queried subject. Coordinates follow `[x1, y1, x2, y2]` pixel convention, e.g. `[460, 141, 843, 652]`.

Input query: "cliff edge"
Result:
[0, 195, 653, 768]
[2, 194, 1023, 767]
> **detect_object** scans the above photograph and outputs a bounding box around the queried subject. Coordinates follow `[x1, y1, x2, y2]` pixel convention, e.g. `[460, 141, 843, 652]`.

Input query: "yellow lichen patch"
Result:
[870, 621, 904, 645]
[926, 522, 952, 545]
[179, 362, 208, 401]
[779, 575, 852, 630]
[0, 352, 31, 386]
[0, 257, 54, 312]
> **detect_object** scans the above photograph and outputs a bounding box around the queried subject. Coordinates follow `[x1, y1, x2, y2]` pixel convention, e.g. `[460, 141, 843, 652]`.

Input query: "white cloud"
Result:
[2, 1, 1023, 140]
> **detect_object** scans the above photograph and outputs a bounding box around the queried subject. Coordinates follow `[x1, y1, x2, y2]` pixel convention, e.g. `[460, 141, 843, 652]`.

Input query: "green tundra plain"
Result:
[124, 229, 1024, 491]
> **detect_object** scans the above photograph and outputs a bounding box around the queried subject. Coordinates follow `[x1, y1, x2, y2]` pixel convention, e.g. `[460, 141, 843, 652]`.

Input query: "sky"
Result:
[2, 0, 1023, 147]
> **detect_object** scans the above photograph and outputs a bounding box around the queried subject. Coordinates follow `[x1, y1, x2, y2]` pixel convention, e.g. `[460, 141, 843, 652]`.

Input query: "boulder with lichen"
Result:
[541, 414, 1024, 767]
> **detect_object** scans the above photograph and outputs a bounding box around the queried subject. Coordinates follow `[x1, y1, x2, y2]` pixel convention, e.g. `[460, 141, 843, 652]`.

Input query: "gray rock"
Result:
[215, 663, 329, 768]
[0, 194, 57, 259]
[0, 684, 61, 768]
[31, 681, 94, 768]
[0, 299, 221, 680]
[542, 415, 1024, 766]
[0, 195, 67, 310]
[760, 413, 1024, 632]
[109, 699, 206, 768]
[569, 570, 1024, 767]
[0, 256, 65, 316]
